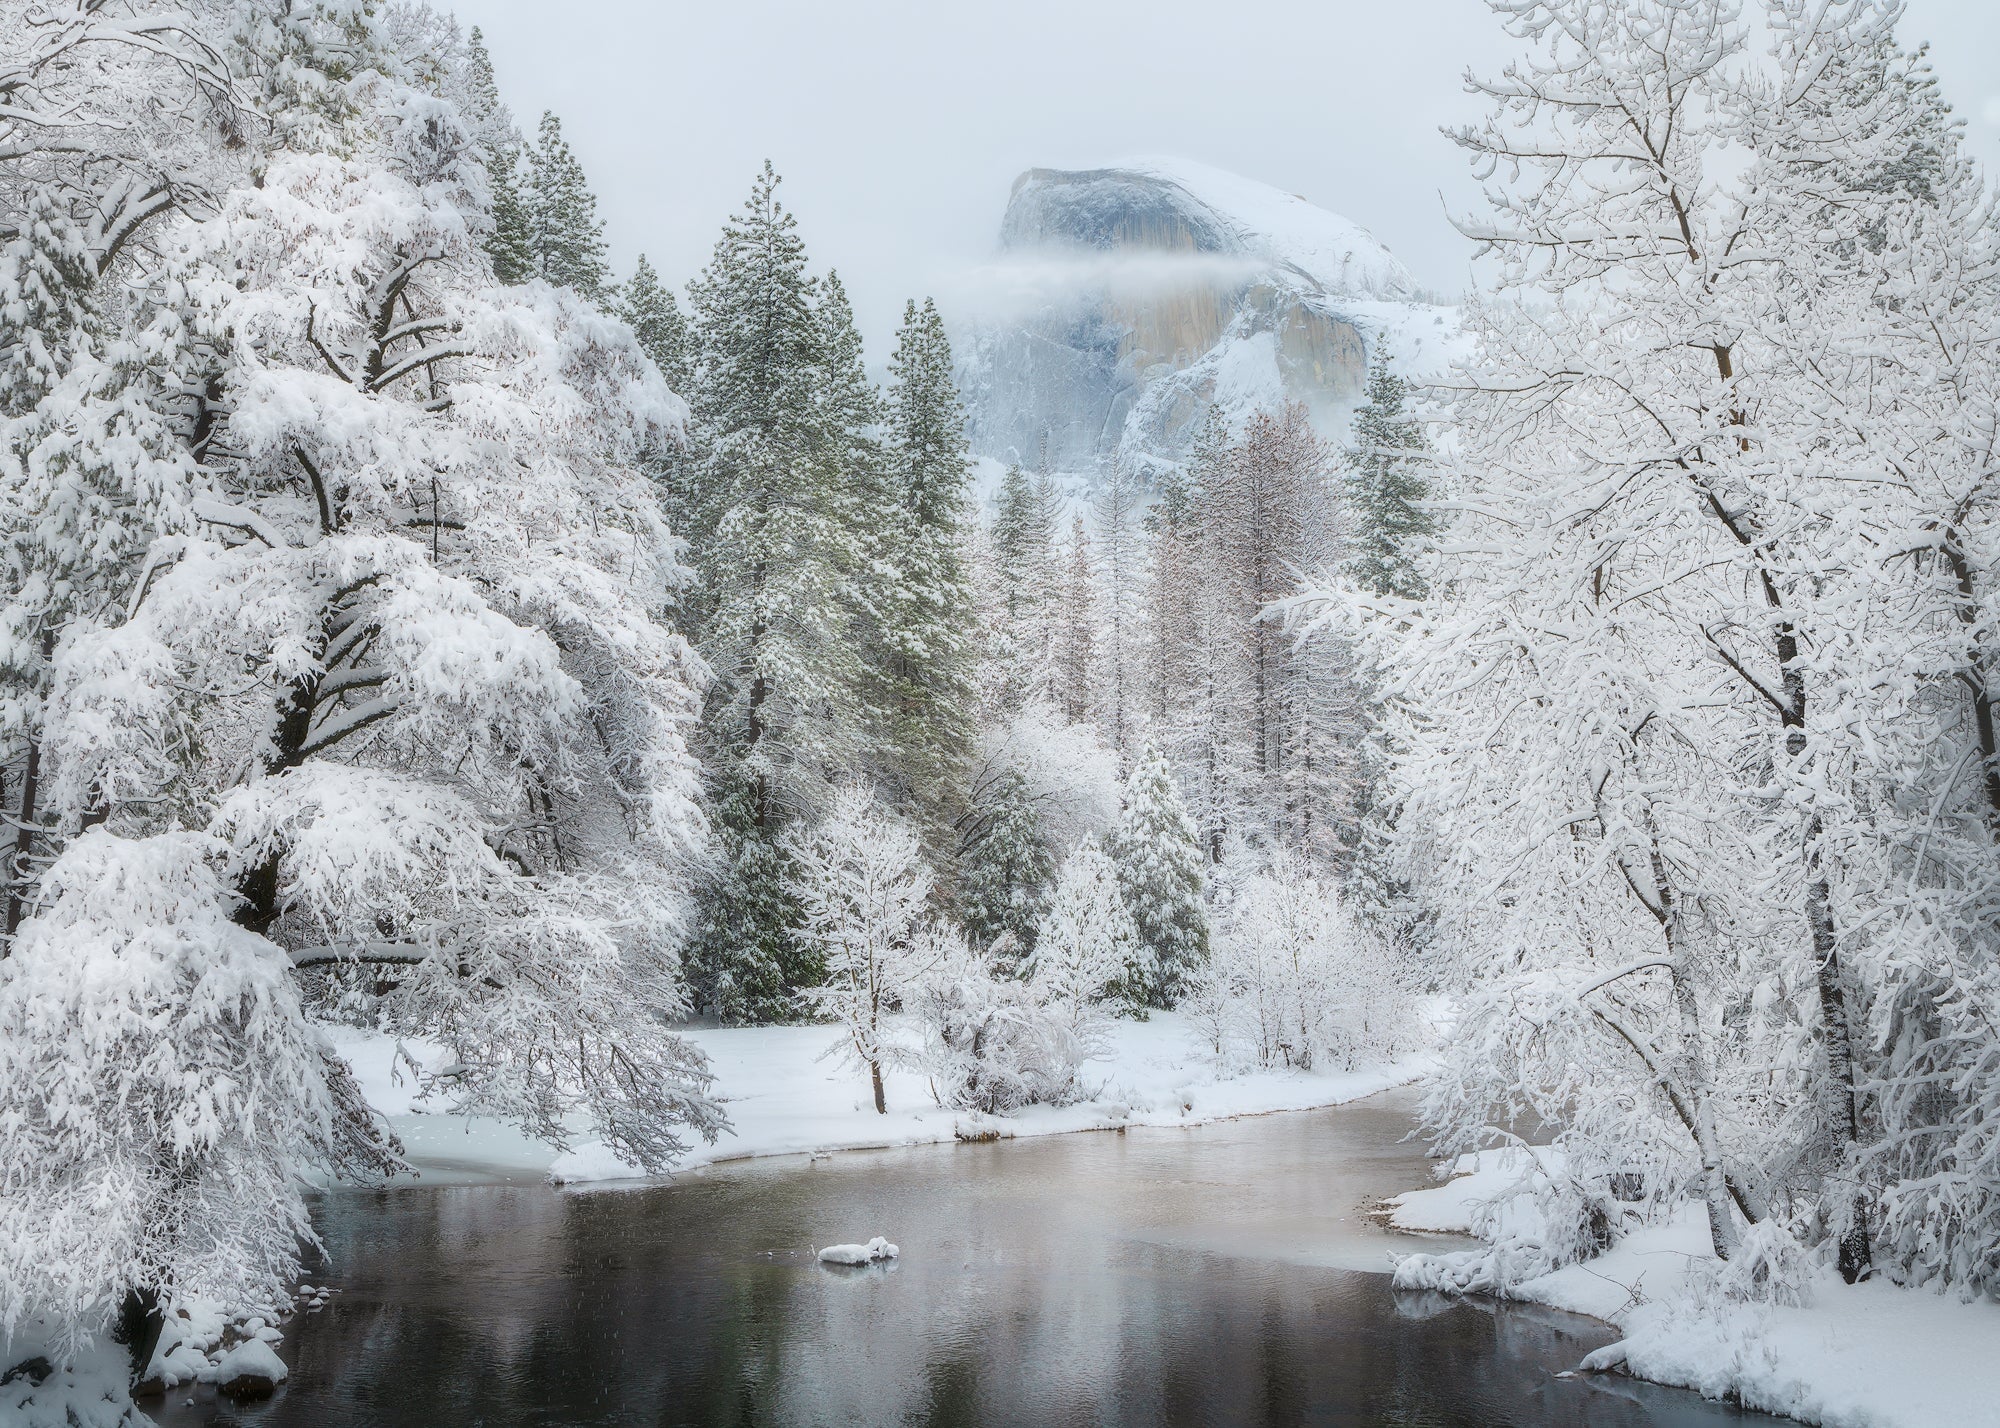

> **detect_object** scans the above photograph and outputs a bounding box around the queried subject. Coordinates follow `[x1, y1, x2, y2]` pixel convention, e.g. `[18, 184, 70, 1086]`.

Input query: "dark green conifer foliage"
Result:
[959, 768, 1055, 965]
[616, 253, 692, 393]
[527, 111, 610, 300]
[872, 297, 977, 853]
[462, 27, 533, 284]
[680, 163, 866, 1021]
[1343, 351, 1435, 600]
[1107, 746, 1209, 1006]
[986, 461, 1059, 712]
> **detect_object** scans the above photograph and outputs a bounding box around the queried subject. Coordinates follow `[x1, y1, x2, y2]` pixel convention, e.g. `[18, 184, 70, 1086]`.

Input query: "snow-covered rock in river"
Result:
[957, 156, 1459, 483]
[817, 1236, 899, 1266]
[212, 1339, 288, 1400]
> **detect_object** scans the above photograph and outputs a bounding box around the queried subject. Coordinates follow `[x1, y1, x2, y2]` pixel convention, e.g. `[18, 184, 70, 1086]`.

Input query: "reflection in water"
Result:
[158, 1089, 1762, 1427]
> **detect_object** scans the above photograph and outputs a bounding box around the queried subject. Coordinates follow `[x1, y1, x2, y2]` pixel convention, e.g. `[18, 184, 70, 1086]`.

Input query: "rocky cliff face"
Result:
[957, 159, 1456, 481]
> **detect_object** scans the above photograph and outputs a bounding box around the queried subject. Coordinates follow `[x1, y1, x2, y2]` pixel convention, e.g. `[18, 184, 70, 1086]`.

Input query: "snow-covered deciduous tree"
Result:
[788, 786, 935, 1114]
[1207, 847, 1414, 1073]
[1, 5, 724, 1369]
[1287, 0, 2000, 1293]
[0, 830, 391, 1360]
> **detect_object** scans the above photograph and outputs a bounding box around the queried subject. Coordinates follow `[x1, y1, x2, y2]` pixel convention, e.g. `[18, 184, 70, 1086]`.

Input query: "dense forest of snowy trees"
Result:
[0, 0, 1408, 1385]
[5, 0, 1997, 1406]
[1308, 0, 2000, 1301]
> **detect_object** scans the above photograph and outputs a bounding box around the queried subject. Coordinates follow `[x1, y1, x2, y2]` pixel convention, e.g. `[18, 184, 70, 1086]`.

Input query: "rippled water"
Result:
[157, 1089, 1767, 1426]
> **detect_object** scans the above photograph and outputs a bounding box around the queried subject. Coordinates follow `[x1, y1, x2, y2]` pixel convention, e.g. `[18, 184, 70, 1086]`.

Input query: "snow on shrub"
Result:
[898, 927, 1090, 1114]
[1197, 846, 1416, 1073]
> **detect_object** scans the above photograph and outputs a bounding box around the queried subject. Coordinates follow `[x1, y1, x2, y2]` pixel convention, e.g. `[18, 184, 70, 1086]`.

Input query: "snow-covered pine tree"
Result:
[1164, 409, 1253, 860]
[1092, 460, 1146, 762]
[958, 766, 1055, 964]
[680, 163, 866, 1020]
[1144, 440, 1202, 728]
[1055, 513, 1096, 726]
[871, 296, 977, 854]
[1107, 746, 1208, 1006]
[526, 110, 610, 300]
[984, 460, 1060, 715]
[462, 27, 534, 284]
[617, 254, 693, 395]
[1343, 348, 1436, 600]
[1026, 835, 1143, 1017]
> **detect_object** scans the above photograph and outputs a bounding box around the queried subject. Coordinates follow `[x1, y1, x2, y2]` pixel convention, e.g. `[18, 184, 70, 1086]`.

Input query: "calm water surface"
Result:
[157, 1089, 1767, 1427]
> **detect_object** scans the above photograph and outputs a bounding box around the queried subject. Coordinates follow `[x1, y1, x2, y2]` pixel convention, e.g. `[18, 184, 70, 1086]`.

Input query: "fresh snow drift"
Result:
[326, 1014, 1431, 1186]
[1387, 1153, 2000, 1428]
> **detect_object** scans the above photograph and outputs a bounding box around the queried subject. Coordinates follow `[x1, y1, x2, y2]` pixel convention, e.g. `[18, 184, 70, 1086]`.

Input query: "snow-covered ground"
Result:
[1387, 1151, 2000, 1428]
[328, 1012, 1430, 1187]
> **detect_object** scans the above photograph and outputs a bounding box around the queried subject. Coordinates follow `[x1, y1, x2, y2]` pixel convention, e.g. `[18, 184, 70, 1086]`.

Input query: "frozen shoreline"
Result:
[1386, 1151, 2000, 1428]
[327, 1012, 1432, 1188]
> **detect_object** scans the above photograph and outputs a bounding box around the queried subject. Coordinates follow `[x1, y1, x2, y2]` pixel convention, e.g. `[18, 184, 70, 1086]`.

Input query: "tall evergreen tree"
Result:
[680, 163, 866, 1020]
[872, 296, 977, 851]
[1107, 746, 1210, 1006]
[462, 27, 532, 284]
[1344, 350, 1436, 600]
[1055, 513, 1096, 725]
[527, 111, 610, 300]
[985, 461, 1061, 714]
[616, 254, 692, 393]
[1092, 461, 1145, 760]
[959, 767, 1055, 965]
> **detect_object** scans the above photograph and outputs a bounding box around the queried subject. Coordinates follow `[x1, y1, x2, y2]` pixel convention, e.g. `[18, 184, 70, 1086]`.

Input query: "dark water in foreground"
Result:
[157, 1089, 1765, 1427]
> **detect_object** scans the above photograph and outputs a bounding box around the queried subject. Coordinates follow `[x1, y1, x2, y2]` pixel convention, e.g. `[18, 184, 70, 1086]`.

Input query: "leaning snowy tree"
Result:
[0, 7, 723, 1372]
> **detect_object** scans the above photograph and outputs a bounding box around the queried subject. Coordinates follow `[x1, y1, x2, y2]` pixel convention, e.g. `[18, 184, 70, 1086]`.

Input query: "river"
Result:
[155, 1087, 1768, 1426]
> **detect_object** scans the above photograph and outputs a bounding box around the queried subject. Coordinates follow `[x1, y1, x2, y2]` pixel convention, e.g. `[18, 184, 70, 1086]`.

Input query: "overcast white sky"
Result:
[450, 0, 2000, 351]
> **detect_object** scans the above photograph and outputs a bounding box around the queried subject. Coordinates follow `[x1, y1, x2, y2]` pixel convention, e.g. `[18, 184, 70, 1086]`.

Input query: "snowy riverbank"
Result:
[328, 1012, 1431, 1186]
[1387, 1151, 2000, 1428]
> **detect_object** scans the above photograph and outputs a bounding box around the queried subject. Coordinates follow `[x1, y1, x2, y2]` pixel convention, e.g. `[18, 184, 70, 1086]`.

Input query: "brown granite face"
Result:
[963, 164, 1409, 484]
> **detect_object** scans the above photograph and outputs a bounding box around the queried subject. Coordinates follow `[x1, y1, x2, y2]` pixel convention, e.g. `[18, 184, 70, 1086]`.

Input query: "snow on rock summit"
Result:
[958, 158, 1458, 484]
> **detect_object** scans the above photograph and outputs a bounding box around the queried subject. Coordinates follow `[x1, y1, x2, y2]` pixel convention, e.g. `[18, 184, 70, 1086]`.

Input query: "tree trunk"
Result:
[2, 733, 43, 948]
[1671, 960, 1742, 1262]
[1806, 849, 1871, 1282]
[116, 1286, 166, 1393]
[869, 1057, 885, 1115]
